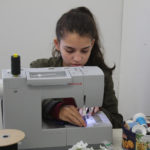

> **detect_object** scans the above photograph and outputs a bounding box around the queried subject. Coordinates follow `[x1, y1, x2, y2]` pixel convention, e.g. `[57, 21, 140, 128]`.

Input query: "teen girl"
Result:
[30, 6, 123, 128]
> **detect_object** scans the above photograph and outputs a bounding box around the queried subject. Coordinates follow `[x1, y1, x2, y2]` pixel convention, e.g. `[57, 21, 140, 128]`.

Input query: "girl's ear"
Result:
[91, 39, 95, 47]
[54, 38, 60, 51]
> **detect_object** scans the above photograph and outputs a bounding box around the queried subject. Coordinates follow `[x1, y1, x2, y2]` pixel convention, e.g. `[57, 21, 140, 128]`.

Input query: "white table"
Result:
[112, 129, 123, 149]
[0, 128, 122, 150]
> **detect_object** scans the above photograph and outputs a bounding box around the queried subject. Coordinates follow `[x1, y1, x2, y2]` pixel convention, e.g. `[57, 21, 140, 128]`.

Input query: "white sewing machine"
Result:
[2, 66, 112, 150]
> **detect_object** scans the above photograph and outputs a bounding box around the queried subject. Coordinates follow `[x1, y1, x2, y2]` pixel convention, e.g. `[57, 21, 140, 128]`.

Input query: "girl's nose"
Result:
[73, 55, 82, 62]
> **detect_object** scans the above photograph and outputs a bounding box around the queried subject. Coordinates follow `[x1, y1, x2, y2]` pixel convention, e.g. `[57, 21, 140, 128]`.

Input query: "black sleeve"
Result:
[102, 71, 123, 128]
[42, 98, 63, 120]
[30, 59, 50, 68]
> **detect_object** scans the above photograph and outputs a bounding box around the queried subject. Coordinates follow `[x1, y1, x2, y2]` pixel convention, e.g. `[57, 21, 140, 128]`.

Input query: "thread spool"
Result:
[147, 127, 150, 135]
[133, 113, 147, 127]
[126, 120, 138, 129]
[132, 124, 147, 135]
[11, 53, 21, 76]
[0, 129, 25, 150]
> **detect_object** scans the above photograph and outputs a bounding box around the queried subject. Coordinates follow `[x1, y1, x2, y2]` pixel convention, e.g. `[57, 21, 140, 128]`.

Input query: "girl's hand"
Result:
[79, 106, 100, 116]
[90, 106, 100, 115]
[59, 105, 86, 127]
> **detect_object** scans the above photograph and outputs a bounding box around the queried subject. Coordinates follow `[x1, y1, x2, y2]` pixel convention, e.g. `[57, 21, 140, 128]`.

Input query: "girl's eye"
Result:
[66, 50, 73, 53]
[82, 49, 89, 53]
[65, 49, 74, 53]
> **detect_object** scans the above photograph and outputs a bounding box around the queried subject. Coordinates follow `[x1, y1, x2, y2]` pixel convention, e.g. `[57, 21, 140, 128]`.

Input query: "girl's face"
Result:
[54, 32, 95, 67]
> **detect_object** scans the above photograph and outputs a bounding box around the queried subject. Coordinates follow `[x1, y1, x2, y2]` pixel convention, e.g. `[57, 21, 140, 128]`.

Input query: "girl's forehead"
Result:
[62, 31, 91, 39]
[61, 32, 93, 45]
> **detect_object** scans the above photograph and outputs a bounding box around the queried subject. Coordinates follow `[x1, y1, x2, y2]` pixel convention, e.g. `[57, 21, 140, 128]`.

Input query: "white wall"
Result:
[119, 0, 150, 120]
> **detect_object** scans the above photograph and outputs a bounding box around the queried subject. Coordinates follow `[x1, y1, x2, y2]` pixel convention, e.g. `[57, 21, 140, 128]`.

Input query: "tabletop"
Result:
[112, 129, 122, 149]
[21, 129, 123, 150]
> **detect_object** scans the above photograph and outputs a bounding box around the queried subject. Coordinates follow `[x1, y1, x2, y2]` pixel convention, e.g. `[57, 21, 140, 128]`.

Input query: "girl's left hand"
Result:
[89, 106, 100, 115]
[79, 106, 100, 116]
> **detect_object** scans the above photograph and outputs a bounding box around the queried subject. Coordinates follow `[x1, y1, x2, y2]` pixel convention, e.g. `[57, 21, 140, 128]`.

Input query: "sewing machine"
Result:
[2, 66, 112, 149]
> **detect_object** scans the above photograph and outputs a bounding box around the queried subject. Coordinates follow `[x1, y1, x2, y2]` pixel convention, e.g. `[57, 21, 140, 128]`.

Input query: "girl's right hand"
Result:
[59, 105, 86, 127]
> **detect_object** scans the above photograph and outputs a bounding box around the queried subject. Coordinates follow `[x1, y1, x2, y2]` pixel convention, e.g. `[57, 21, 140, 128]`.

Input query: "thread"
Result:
[132, 124, 147, 135]
[126, 120, 138, 129]
[11, 53, 21, 76]
[133, 113, 147, 127]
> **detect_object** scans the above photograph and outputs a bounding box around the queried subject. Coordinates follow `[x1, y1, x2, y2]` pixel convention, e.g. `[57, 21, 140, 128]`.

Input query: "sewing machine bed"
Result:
[21, 112, 112, 150]
[38, 111, 112, 150]
[43, 111, 106, 128]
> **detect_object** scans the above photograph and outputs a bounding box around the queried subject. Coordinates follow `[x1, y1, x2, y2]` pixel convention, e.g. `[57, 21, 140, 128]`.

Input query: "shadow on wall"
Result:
[0, 79, 3, 128]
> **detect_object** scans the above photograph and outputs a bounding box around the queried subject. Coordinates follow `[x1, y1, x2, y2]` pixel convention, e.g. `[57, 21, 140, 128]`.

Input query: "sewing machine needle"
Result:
[83, 95, 86, 117]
